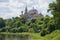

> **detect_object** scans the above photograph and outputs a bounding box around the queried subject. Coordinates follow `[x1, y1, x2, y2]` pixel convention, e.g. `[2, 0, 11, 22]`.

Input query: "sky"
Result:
[0, 0, 55, 19]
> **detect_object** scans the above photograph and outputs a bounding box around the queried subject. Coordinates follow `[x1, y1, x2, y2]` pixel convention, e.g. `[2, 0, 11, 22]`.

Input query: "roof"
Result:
[28, 9, 38, 14]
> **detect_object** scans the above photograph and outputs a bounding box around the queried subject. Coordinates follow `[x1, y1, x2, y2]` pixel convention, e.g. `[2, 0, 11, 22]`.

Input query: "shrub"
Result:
[40, 30, 48, 36]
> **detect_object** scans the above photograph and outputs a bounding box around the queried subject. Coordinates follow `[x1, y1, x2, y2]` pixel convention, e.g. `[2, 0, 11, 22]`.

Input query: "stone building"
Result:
[20, 6, 43, 21]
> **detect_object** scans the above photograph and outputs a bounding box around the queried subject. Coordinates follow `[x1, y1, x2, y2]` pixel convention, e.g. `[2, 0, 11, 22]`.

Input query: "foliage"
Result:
[40, 30, 48, 36]
[0, 16, 56, 36]
[0, 18, 5, 28]
[49, 0, 60, 29]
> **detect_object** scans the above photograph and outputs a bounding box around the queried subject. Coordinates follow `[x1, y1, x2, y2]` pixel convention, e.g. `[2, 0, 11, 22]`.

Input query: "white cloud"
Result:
[0, 0, 55, 19]
[0, 3, 8, 7]
[9, 0, 24, 8]
[0, 0, 25, 19]
[24, 0, 33, 4]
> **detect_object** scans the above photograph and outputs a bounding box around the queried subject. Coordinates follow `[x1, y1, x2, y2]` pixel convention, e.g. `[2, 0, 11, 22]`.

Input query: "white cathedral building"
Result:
[20, 6, 43, 21]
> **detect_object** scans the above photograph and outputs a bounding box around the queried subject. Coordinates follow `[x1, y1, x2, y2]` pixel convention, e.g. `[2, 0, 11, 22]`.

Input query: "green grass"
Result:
[0, 30, 60, 40]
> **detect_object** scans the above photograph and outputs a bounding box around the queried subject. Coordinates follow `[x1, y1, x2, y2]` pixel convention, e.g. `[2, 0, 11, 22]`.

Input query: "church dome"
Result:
[28, 9, 38, 14]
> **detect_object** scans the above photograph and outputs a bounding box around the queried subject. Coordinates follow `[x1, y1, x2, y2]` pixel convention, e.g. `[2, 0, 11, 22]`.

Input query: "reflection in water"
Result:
[0, 34, 32, 40]
[0, 34, 5, 40]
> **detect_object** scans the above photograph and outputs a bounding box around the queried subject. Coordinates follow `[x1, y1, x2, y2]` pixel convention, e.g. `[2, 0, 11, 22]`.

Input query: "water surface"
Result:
[0, 34, 32, 40]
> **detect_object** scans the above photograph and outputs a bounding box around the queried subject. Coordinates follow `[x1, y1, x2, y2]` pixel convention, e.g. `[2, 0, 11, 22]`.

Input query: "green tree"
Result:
[48, 0, 60, 29]
[0, 18, 5, 28]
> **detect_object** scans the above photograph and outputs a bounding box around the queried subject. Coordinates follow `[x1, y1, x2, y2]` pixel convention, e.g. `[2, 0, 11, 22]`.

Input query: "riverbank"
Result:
[0, 32, 43, 40]
[0, 30, 60, 40]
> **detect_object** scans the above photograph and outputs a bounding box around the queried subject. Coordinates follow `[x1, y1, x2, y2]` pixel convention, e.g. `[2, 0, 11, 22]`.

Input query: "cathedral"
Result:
[20, 6, 43, 21]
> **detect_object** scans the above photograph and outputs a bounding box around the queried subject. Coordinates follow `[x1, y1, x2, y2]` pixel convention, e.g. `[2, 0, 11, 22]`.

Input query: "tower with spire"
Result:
[25, 6, 28, 14]
[24, 6, 28, 21]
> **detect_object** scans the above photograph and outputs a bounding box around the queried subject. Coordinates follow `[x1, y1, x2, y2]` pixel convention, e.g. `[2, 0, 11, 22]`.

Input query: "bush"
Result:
[31, 19, 36, 23]
[40, 30, 48, 36]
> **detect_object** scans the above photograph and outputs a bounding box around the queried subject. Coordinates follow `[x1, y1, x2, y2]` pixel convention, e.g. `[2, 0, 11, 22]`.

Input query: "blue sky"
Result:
[0, 0, 55, 19]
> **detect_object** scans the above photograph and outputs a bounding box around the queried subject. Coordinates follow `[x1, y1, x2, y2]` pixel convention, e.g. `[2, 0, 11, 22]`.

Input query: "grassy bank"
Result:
[0, 30, 60, 40]
[0, 32, 43, 40]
